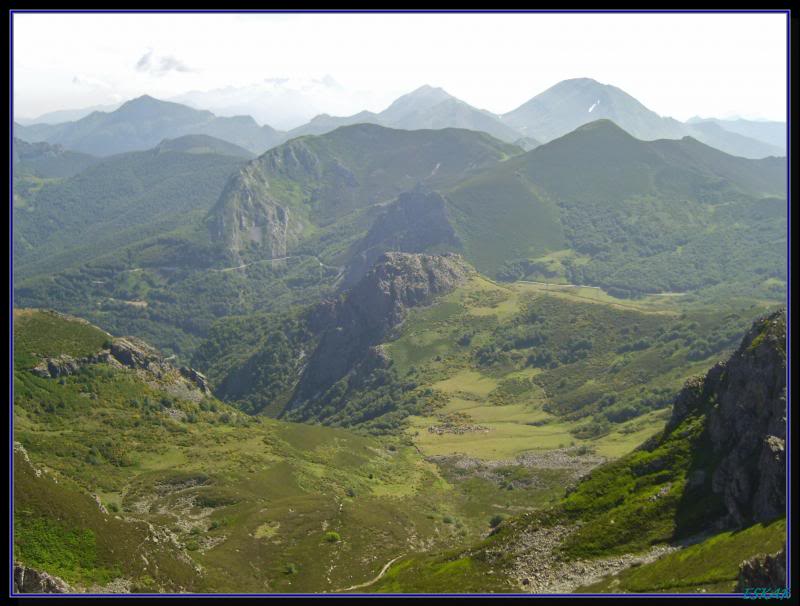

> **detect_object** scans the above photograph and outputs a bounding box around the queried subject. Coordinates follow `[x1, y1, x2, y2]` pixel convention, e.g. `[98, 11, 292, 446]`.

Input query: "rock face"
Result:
[30, 333, 212, 396]
[178, 367, 212, 395]
[343, 189, 461, 286]
[290, 252, 468, 406]
[208, 162, 296, 265]
[32, 351, 118, 378]
[13, 563, 72, 593]
[737, 544, 787, 590]
[668, 309, 786, 527]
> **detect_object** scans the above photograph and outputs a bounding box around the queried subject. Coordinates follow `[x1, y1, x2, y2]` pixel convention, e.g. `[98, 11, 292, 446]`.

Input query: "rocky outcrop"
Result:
[29, 333, 212, 396]
[208, 163, 295, 265]
[14, 563, 72, 593]
[343, 189, 461, 286]
[737, 544, 786, 590]
[32, 351, 119, 378]
[290, 252, 468, 407]
[668, 309, 786, 527]
[207, 139, 331, 265]
[110, 336, 178, 376]
[179, 366, 212, 395]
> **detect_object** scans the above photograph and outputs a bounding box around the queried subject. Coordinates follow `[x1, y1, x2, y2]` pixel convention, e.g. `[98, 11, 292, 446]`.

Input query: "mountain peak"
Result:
[383, 85, 454, 116]
[573, 118, 630, 133]
[121, 94, 161, 107]
[408, 84, 450, 96]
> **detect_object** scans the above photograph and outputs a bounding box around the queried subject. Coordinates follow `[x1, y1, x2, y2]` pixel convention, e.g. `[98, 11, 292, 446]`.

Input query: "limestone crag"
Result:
[736, 544, 787, 590]
[668, 309, 786, 526]
[292, 252, 468, 406]
[342, 189, 461, 285]
[13, 563, 72, 594]
[30, 331, 212, 396]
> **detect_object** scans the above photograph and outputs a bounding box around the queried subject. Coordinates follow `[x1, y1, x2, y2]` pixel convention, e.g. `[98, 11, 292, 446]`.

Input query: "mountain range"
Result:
[14, 119, 786, 365]
[14, 96, 284, 156]
[12, 74, 788, 595]
[14, 78, 785, 159]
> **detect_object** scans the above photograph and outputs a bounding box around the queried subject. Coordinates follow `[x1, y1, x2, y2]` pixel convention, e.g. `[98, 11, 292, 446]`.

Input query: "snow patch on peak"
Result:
[588, 99, 600, 113]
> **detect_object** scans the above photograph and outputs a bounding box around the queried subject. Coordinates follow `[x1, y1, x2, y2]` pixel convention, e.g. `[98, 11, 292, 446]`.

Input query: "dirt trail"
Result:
[337, 554, 405, 592]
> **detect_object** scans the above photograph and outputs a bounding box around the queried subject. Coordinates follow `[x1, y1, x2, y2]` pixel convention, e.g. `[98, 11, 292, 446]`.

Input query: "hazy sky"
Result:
[13, 11, 789, 128]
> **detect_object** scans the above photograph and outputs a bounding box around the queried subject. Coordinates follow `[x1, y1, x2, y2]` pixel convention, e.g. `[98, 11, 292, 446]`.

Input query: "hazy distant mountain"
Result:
[287, 85, 532, 145]
[683, 121, 783, 159]
[15, 102, 122, 125]
[12, 137, 98, 179]
[13, 96, 284, 156]
[687, 116, 786, 154]
[154, 134, 256, 159]
[169, 75, 391, 130]
[502, 78, 686, 142]
[502, 78, 781, 159]
[285, 110, 382, 138]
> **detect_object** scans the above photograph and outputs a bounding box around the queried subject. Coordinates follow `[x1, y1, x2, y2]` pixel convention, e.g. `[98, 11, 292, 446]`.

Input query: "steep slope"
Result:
[193, 252, 470, 425]
[448, 120, 787, 296]
[14, 95, 284, 156]
[286, 252, 469, 420]
[12, 138, 99, 179]
[208, 123, 521, 264]
[502, 78, 783, 159]
[13, 309, 561, 594]
[286, 85, 528, 145]
[13, 141, 248, 279]
[342, 189, 462, 285]
[368, 308, 787, 593]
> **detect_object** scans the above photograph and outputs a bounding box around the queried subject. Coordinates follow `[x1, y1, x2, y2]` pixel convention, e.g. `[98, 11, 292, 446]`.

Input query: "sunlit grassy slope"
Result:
[13, 309, 570, 593]
[385, 275, 773, 461]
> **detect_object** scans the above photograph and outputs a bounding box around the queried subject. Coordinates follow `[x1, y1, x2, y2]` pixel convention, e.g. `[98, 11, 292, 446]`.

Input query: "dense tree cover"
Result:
[282, 363, 425, 435]
[14, 148, 246, 279]
[192, 311, 314, 416]
[497, 195, 786, 299]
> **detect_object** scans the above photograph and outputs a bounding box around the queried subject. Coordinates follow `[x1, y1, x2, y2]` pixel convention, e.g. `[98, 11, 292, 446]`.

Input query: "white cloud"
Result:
[135, 49, 193, 76]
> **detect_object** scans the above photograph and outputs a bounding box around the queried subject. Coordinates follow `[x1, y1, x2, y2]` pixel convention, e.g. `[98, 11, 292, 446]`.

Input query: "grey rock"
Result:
[668, 309, 786, 526]
[13, 563, 72, 593]
[179, 366, 213, 395]
[737, 544, 786, 590]
[291, 252, 468, 407]
[342, 189, 462, 286]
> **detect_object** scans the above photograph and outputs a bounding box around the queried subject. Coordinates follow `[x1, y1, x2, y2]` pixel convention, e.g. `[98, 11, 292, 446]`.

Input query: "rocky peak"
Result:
[293, 252, 468, 406]
[30, 334, 212, 397]
[668, 309, 786, 526]
[342, 189, 461, 286]
[343, 251, 468, 333]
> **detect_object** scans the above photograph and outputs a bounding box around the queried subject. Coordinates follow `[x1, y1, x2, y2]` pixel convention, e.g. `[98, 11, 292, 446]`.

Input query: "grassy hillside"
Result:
[194, 263, 774, 455]
[464, 121, 786, 298]
[576, 518, 786, 593]
[14, 121, 785, 364]
[13, 145, 247, 279]
[13, 309, 576, 593]
[365, 309, 787, 594]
